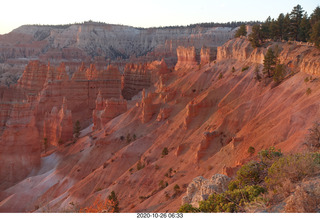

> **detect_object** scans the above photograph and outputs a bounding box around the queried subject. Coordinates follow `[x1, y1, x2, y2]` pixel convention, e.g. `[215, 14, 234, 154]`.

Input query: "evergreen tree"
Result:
[298, 13, 311, 42]
[310, 21, 320, 48]
[249, 25, 263, 48]
[74, 120, 81, 138]
[263, 48, 276, 78]
[273, 64, 285, 83]
[310, 6, 320, 27]
[283, 13, 291, 40]
[108, 191, 119, 212]
[234, 24, 247, 38]
[261, 16, 271, 39]
[277, 13, 285, 40]
[269, 19, 279, 40]
[289, 4, 304, 40]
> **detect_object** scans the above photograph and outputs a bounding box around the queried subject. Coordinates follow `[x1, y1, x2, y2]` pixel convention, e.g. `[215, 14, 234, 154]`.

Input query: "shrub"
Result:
[136, 160, 145, 171]
[174, 184, 180, 193]
[304, 77, 310, 83]
[218, 73, 223, 80]
[306, 87, 312, 95]
[241, 66, 249, 72]
[126, 134, 131, 143]
[266, 153, 320, 190]
[258, 146, 282, 165]
[159, 180, 168, 189]
[162, 147, 168, 156]
[232, 66, 235, 73]
[120, 136, 124, 141]
[177, 204, 200, 213]
[198, 185, 266, 212]
[236, 161, 265, 186]
[248, 146, 255, 155]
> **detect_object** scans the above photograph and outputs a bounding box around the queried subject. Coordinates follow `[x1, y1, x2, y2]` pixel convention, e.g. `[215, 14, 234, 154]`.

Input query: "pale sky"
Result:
[0, 0, 319, 34]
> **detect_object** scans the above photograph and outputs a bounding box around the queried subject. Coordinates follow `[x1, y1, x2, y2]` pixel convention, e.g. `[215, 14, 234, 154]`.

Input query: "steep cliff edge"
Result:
[217, 38, 320, 75]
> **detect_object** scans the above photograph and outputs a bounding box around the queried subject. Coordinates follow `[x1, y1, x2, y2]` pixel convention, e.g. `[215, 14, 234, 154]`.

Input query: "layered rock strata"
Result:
[174, 46, 198, 70]
[122, 59, 169, 100]
[92, 91, 127, 130]
[43, 97, 73, 147]
[217, 38, 320, 75]
[0, 97, 40, 189]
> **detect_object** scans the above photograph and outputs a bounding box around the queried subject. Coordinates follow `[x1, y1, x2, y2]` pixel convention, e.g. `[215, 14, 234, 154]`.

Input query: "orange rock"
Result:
[200, 47, 212, 65]
[174, 46, 198, 70]
[93, 91, 127, 130]
[43, 97, 73, 147]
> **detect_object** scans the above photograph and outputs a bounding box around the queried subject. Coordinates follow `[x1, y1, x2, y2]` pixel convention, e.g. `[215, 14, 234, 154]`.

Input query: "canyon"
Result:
[0, 22, 320, 213]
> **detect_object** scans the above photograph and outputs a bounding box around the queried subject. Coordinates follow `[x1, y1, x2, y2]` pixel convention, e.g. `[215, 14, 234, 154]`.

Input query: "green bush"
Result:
[306, 87, 312, 95]
[162, 147, 168, 156]
[242, 66, 249, 72]
[258, 146, 282, 165]
[248, 146, 255, 155]
[198, 185, 266, 212]
[236, 161, 265, 186]
[159, 180, 168, 189]
[266, 153, 320, 189]
[218, 73, 223, 80]
[177, 204, 200, 213]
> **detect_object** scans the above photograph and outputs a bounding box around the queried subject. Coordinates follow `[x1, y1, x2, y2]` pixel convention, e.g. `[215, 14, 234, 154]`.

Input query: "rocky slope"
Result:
[1, 37, 320, 212]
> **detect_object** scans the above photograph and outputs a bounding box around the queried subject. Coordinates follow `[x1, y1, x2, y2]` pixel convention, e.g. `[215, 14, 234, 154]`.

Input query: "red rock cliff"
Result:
[43, 97, 73, 147]
[174, 46, 198, 70]
[217, 38, 320, 75]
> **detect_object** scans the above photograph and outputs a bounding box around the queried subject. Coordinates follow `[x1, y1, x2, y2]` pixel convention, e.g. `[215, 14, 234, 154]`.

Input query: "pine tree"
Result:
[263, 48, 276, 78]
[249, 25, 263, 48]
[261, 16, 271, 39]
[277, 13, 285, 40]
[283, 13, 291, 40]
[298, 13, 311, 42]
[310, 21, 320, 48]
[234, 24, 247, 38]
[273, 64, 285, 83]
[310, 6, 320, 27]
[290, 4, 304, 40]
[108, 191, 119, 212]
[74, 120, 81, 138]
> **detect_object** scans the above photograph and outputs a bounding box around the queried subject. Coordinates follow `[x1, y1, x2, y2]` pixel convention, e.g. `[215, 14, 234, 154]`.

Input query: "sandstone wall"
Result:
[217, 38, 320, 75]
[174, 46, 198, 70]
[92, 92, 127, 130]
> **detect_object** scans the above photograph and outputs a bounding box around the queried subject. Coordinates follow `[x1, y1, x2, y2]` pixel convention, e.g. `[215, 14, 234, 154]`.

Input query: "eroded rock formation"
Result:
[217, 38, 320, 75]
[92, 91, 127, 130]
[140, 89, 159, 123]
[43, 97, 73, 147]
[174, 46, 198, 70]
[182, 174, 231, 207]
[0, 97, 40, 189]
